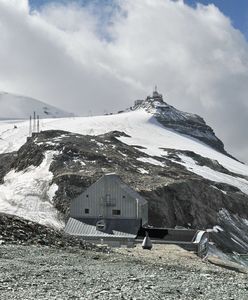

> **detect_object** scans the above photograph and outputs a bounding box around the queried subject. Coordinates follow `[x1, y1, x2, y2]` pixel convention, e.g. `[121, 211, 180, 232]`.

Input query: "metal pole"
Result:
[37, 115, 40, 133]
[33, 111, 36, 133]
[29, 115, 32, 137]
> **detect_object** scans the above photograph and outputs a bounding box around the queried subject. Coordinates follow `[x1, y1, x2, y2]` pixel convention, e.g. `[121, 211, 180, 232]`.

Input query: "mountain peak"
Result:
[131, 89, 230, 157]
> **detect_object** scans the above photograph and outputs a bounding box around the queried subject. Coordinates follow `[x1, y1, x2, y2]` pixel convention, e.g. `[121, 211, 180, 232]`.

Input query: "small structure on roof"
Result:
[65, 173, 148, 247]
[147, 86, 164, 103]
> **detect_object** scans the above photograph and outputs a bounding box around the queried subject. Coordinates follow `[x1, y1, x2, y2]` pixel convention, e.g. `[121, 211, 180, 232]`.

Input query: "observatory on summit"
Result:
[134, 86, 164, 106]
[148, 85, 163, 101]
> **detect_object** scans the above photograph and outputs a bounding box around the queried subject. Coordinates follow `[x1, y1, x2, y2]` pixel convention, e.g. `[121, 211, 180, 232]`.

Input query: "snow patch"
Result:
[175, 154, 248, 196]
[137, 168, 149, 174]
[211, 185, 227, 195]
[0, 151, 63, 228]
[137, 157, 164, 167]
[212, 225, 224, 233]
[73, 159, 86, 166]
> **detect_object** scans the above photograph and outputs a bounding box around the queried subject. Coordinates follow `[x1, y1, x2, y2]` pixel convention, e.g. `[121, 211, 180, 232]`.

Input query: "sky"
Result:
[29, 0, 248, 39]
[186, 1, 248, 38]
[0, 0, 248, 163]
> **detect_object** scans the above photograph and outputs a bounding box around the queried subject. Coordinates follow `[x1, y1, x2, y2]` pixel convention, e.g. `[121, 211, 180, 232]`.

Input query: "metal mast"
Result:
[37, 115, 40, 133]
[33, 111, 36, 133]
[29, 115, 32, 137]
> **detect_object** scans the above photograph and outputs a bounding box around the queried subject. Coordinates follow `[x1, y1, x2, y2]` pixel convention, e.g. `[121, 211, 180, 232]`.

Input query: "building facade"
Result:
[65, 173, 148, 246]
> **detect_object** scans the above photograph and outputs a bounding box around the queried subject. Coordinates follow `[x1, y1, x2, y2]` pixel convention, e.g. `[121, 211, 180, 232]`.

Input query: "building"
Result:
[65, 173, 148, 247]
[134, 99, 144, 106]
[146, 86, 164, 103]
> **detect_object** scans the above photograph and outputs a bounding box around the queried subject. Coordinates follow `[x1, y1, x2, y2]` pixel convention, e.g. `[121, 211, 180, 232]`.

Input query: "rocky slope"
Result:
[1, 129, 248, 253]
[0, 212, 108, 252]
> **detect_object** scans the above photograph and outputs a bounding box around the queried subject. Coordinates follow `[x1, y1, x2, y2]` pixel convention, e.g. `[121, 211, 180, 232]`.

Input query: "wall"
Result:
[71, 175, 139, 220]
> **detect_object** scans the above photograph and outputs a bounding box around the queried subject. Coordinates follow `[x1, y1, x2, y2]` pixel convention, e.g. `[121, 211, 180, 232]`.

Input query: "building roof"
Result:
[65, 218, 137, 239]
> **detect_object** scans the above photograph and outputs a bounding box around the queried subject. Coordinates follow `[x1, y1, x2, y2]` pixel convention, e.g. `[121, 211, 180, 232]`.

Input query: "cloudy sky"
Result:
[0, 0, 248, 163]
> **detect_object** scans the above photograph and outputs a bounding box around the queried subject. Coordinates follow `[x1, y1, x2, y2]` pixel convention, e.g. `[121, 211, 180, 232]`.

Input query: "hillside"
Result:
[0, 92, 74, 120]
[0, 92, 248, 253]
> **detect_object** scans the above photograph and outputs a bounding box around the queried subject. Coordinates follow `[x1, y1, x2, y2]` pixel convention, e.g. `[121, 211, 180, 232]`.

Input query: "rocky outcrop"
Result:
[0, 212, 109, 252]
[0, 152, 17, 184]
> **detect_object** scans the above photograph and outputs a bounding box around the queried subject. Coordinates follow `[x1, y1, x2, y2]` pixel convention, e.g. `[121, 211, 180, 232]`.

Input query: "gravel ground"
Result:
[0, 244, 247, 300]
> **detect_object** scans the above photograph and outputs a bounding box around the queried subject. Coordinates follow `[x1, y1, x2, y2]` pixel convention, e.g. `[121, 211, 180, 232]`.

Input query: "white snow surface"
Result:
[137, 157, 164, 167]
[0, 108, 248, 198]
[0, 151, 63, 228]
[137, 168, 149, 175]
[1, 109, 247, 173]
[176, 154, 248, 196]
[0, 92, 74, 120]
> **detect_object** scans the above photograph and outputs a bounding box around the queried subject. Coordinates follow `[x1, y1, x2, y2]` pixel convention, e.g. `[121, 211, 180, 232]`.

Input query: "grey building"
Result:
[65, 173, 148, 246]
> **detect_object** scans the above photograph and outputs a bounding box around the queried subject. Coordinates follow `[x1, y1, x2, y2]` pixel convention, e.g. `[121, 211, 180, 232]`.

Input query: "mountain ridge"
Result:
[0, 91, 75, 120]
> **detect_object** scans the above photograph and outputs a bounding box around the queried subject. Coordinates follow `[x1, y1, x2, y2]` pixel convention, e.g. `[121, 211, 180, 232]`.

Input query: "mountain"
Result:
[0, 91, 248, 254]
[131, 90, 229, 156]
[0, 92, 74, 120]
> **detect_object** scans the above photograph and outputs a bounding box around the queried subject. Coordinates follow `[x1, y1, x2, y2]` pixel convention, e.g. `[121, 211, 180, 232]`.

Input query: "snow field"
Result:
[0, 151, 64, 228]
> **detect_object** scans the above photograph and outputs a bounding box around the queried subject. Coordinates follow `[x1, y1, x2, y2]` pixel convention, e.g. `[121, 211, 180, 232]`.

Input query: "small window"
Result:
[112, 209, 121, 216]
[86, 194, 89, 198]
[122, 195, 126, 199]
[85, 208, 89, 214]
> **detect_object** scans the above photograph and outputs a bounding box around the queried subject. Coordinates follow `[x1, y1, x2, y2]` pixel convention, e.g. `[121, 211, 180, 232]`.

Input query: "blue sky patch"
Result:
[29, 0, 248, 39]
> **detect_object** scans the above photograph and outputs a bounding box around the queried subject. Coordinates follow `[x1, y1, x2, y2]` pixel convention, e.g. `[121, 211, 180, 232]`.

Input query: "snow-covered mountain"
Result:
[0, 92, 74, 120]
[131, 90, 228, 156]
[0, 91, 248, 254]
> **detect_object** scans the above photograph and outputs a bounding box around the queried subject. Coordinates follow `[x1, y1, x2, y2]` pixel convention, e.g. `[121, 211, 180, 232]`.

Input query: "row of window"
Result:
[84, 208, 121, 215]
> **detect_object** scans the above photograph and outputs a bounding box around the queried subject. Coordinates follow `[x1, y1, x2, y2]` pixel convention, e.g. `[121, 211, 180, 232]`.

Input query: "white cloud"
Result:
[0, 0, 248, 163]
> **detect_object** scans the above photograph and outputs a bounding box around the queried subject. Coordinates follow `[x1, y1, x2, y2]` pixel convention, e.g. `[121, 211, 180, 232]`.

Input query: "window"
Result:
[122, 195, 126, 199]
[86, 194, 89, 198]
[112, 209, 121, 216]
[85, 208, 89, 214]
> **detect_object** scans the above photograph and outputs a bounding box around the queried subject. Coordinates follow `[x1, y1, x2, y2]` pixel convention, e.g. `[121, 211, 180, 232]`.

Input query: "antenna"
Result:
[33, 111, 36, 133]
[37, 115, 40, 133]
[155, 85, 158, 92]
[29, 115, 32, 137]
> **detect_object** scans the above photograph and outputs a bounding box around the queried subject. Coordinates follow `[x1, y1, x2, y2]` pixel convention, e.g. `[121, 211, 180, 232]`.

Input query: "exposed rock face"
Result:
[0, 152, 16, 184]
[2, 129, 248, 253]
[132, 91, 232, 157]
[211, 209, 248, 254]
